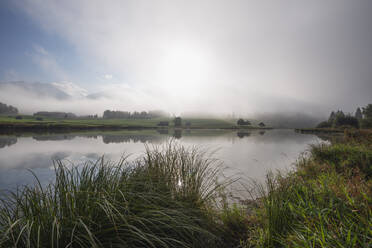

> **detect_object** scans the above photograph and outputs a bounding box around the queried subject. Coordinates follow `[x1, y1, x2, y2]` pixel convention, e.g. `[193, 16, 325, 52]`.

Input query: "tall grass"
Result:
[0, 143, 233, 248]
[1, 133, 371, 247]
[246, 136, 372, 247]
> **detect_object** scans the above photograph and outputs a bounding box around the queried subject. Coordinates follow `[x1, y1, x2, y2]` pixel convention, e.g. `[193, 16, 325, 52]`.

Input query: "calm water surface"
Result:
[0, 129, 324, 191]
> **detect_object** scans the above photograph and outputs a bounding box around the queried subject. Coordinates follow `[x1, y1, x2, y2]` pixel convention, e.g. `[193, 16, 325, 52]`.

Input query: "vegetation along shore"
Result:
[0, 109, 271, 132]
[0, 129, 371, 247]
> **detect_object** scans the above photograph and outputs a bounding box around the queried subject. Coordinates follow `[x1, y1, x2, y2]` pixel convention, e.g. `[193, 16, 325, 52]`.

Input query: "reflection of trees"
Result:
[173, 129, 182, 139]
[237, 132, 251, 138]
[0, 137, 17, 148]
[102, 135, 165, 144]
[33, 135, 75, 141]
[157, 129, 169, 135]
[259, 131, 266, 136]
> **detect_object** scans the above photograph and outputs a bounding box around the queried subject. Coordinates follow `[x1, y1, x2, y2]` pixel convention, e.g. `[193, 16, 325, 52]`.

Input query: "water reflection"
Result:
[0, 129, 326, 191]
[0, 137, 17, 148]
[237, 131, 251, 138]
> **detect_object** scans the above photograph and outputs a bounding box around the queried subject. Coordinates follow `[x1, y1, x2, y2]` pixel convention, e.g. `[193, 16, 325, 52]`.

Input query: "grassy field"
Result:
[1, 130, 370, 247]
[0, 115, 270, 131]
[295, 127, 345, 133]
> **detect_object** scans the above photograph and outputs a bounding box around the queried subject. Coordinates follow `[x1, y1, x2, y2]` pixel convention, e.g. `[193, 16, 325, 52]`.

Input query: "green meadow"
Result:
[0, 115, 270, 131]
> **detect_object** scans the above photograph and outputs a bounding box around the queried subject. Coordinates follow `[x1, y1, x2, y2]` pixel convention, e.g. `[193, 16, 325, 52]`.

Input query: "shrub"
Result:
[316, 121, 331, 128]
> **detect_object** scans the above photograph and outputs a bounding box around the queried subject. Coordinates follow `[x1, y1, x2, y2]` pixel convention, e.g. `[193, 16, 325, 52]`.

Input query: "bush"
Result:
[316, 121, 331, 128]
[333, 115, 359, 128]
[237, 119, 251, 126]
[360, 118, 372, 128]
[310, 143, 372, 179]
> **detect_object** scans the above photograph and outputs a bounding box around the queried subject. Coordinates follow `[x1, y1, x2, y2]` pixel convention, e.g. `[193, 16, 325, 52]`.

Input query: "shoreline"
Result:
[0, 121, 273, 134]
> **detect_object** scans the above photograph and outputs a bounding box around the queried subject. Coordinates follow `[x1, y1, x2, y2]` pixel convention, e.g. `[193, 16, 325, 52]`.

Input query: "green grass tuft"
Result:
[0, 143, 235, 248]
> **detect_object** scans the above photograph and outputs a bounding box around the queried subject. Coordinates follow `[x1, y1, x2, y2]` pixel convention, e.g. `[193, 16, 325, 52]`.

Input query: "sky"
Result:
[0, 0, 371, 116]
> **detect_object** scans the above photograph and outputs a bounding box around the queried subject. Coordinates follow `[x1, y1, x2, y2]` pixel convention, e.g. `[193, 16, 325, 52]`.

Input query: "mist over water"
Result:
[0, 129, 324, 190]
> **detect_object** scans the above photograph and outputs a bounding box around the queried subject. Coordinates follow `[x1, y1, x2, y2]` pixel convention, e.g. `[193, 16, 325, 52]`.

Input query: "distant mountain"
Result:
[0, 81, 86, 99]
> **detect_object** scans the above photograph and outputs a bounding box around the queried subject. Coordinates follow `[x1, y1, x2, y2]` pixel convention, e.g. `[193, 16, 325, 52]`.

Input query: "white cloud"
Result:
[104, 74, 113, 80]
[14, 0, 372, 115]
[29, 44, 69, 81]
[51, 82, 88, 97]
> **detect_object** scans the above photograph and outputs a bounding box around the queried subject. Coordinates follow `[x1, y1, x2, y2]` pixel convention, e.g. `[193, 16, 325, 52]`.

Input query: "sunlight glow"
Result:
[159, 43, 209, 97]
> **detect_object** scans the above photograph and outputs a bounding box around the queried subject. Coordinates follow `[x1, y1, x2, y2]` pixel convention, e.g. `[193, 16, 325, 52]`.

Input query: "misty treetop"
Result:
[173, 117, 182, 127]
[0, 102, 18, 115]
[317, 103, 372, 129]
[355, 107, 363, 120]
[361, 104, 372, 128]
[237, 119, 251, 126]
[103, 110, 168, 119]
[33, 111, 77, 119]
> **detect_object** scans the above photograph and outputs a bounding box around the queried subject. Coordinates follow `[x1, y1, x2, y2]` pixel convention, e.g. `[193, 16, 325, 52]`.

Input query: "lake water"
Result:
[0, 129, 324, 191]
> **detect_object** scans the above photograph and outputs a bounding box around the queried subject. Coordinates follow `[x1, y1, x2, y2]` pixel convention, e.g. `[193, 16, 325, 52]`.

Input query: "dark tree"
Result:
[173, 117, 182, 127]
[258, 122, 265, 127]
[355, 107, 363, 120]
[328, 111, 336, 123]
[103, 110, 167, 119]
[316, 121, 331, 128]
[0, 102, 18, 115]
[361, 104, 372, 128]
[333, 115, 359, 128]
[237, 119, 251, 125]
[362, 104, 372, 119]
[173, 129, 182, 139]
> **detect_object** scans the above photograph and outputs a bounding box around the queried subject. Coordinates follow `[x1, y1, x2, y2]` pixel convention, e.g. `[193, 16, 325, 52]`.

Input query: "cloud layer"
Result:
[5, 0, 372, 115]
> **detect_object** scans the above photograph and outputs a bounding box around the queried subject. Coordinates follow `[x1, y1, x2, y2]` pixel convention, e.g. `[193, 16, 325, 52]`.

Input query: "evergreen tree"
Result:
[355, 107, 363, 120]
[362, 104, 372, 119]
[328, 111, 336, 124]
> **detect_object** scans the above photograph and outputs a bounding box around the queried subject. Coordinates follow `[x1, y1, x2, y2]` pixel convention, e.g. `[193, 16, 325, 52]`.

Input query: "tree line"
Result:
[317, 104, 372, 129]
[0, 102, 18, 115]
[103, 110, 168, 119]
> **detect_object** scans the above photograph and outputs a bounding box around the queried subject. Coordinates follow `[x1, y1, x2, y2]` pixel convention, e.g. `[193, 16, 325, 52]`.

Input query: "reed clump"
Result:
[0, 143, 234, 248]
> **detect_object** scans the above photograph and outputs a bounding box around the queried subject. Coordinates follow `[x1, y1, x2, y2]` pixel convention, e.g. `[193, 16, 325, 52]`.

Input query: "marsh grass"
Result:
[245, 137, 372, 247]
[1, 134, 371, 248]
[0, 143, 235, 248]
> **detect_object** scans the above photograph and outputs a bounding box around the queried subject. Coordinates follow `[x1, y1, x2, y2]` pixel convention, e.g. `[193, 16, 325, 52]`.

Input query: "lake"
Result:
[0, 129, 325, 191]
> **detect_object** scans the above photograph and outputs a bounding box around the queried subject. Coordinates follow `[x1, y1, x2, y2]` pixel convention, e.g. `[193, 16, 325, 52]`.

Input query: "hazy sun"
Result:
[159, 43, 209, 97]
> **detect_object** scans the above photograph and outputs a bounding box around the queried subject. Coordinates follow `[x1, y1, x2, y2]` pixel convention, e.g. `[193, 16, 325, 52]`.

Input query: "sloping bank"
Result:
[0, 131, 371, 247]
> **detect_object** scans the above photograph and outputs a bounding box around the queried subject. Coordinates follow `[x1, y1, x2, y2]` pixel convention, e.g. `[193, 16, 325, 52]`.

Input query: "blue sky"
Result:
[0, 1, 113, 89]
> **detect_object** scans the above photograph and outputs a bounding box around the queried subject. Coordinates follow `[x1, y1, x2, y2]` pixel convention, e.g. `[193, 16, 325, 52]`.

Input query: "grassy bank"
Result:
[0, 116, 240, 131]
[0, 115, 273, 132]
[0, 131, 371, 247]
[241, 129, 372, 247]
[295, 128, 345, 134]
